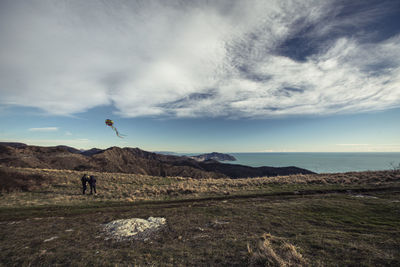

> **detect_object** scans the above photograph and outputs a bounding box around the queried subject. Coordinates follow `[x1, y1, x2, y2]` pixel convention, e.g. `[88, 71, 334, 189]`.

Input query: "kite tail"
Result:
[113, 127, 126, 138]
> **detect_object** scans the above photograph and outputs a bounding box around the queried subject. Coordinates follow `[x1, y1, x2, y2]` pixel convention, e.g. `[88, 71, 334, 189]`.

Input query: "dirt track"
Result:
[1, 185, 399, 222]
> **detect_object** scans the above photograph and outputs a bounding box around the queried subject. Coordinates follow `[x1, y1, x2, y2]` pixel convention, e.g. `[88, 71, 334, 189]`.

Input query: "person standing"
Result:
[81, 174, 89, 195]
[89, 175, 97, 195]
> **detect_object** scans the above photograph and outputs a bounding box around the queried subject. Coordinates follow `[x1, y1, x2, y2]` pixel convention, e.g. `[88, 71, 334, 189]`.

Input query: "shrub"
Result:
[0, 167, 51, 192]
[389, 162, 400, 172]
[247, 233, 307, 267]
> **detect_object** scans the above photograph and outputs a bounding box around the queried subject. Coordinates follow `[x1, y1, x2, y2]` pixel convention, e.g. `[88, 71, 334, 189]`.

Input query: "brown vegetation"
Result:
[248, 233, 307, 266]
[0, 167, 53, 192]
[0, 165, 399, 207]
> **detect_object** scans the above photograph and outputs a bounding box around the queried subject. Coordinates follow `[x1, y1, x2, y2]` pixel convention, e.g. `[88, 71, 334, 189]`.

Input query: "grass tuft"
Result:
[248, 233, 307, 267]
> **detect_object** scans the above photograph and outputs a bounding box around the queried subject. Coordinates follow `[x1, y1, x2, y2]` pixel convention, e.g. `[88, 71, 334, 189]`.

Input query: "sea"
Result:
[179, 152, 400, 174]
[227, 152, 400, 174]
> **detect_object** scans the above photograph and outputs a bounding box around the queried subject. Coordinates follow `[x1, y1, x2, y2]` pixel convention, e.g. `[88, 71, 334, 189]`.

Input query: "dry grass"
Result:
[0, 167, 53, 192]
[247, 233, 307, 266]
[1, 165, 399, 207]
[1, 185, 399, 266]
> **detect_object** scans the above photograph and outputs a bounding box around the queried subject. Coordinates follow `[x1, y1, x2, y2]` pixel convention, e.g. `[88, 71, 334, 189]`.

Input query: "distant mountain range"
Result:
[0, 142, 314, 178]
[189, 152, 236, 162]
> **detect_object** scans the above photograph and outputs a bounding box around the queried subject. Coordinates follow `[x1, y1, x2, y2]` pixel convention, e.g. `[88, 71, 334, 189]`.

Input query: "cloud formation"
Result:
[1, 0, 399, 118]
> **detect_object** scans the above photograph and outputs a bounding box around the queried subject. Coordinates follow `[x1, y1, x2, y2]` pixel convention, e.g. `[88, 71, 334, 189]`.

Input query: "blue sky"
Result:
[1, 0, 400, 152]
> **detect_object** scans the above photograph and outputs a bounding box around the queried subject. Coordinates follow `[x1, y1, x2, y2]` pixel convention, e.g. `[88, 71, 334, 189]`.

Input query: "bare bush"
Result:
[247, 233, 307, 267]
[389, 162, 400, 172]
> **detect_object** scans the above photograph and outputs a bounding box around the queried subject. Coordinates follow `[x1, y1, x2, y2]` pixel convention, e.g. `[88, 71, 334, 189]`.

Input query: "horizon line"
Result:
[1, 140, 400, 153]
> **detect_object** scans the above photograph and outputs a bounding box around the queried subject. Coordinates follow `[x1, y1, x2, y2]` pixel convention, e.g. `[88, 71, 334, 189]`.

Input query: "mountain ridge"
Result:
[0, 143, 314, 178]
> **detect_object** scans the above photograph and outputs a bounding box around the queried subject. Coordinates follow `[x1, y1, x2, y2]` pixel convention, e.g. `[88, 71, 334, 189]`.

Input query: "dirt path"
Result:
[1, 185, 399, 222]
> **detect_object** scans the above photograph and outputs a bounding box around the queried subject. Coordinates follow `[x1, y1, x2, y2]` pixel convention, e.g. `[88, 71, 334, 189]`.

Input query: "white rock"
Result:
[44, 236, 58, 242]
[353, 194, 378, 199]
[103, 217, 166, 240]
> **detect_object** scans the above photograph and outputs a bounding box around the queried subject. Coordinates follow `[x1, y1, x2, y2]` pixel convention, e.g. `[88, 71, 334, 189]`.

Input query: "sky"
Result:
[0, 0, 399, 152]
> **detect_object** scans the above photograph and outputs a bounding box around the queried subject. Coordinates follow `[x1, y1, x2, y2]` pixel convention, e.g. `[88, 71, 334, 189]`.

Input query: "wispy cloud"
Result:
[28, 127, 59, 132]
[1, 0, 399, 118]
[334, 143, 400, 152]
[263, 143, 400, 152]
[336, 144, 370, 146]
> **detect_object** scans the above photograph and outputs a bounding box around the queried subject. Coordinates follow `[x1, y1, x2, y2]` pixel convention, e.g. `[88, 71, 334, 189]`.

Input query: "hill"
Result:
[189, 152, 236, 162]
[0, 144, 313, 178]
[0, 142, 28, 148]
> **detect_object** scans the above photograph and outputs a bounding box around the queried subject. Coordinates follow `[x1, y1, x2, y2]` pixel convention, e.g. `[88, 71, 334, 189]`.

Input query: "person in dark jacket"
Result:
[89, 175, 97, 194]
[81, 174, 89, 195]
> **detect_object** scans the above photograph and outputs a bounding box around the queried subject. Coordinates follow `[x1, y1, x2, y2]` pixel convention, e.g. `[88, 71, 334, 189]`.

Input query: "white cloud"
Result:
[0, 0, 399, 118]
[28, 127, 59, 132]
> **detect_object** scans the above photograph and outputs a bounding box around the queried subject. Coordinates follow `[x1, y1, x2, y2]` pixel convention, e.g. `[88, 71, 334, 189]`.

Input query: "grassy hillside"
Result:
[1, 166, 399, 207]
[0, 166, 399, 266]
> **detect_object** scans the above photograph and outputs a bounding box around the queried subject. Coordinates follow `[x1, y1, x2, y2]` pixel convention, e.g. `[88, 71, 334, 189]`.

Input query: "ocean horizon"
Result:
[181, 152, 400, 174]
[231, 152, 400, 174]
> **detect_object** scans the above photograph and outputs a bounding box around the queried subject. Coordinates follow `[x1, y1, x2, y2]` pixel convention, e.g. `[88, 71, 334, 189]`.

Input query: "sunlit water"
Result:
[226, 152, 400, 173]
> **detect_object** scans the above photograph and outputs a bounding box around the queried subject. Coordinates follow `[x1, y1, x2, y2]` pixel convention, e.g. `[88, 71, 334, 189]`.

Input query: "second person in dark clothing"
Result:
[89, 175, 97, 195]
[81, 174, 89, 195]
